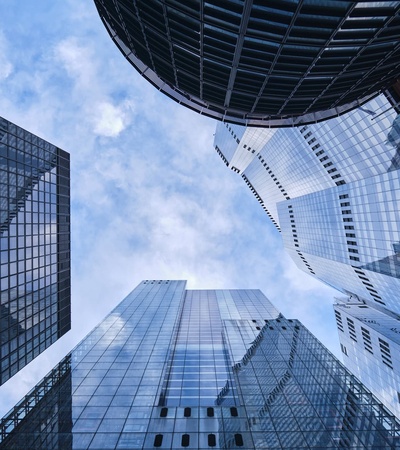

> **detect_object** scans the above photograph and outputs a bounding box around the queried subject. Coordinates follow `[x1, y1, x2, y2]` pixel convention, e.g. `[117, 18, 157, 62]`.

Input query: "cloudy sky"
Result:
[0, 0, 339, 416]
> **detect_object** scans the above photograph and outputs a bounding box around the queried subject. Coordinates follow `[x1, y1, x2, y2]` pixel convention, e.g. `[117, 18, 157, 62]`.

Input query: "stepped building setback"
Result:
[94, 0, 400, 126]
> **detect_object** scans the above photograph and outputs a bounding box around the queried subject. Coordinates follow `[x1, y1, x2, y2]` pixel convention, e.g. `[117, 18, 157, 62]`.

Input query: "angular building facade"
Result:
[0, 280, 399, 449]
[0, 117, 71, 385]
[214, 92, 400, 416]
[94, 0, 400, 126]
[334, 300, 400, 418]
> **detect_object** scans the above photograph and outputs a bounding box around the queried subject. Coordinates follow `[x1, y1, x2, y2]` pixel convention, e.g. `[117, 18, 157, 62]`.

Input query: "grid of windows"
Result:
[334, 302, 400, 417]
[0, 116, 70, 385]
[235, 318, 399, 448]
[164, 290, 236, 407]
[1, 281, 399, 449]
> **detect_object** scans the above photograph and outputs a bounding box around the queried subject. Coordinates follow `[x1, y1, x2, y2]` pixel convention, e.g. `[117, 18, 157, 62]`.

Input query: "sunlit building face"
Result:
[1, 281, 399, 448]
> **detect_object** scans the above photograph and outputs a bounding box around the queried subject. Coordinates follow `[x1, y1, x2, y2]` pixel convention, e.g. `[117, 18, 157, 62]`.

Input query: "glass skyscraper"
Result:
[93, 0, 400, 126]
[0, 280, 399, 449]
[214, 92, 400, 416]
[0, 117, 71, 385]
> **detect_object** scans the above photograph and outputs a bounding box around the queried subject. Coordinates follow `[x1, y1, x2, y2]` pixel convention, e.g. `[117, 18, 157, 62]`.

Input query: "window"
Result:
[208, 434, 216, 447]
[207, 407, 214, 417]
[230, 407, 238, 417]
[154, 435, 163, 447]
[184, 407, 191, 417]
[234, 434, 244, 447]
[160, 407, 168, 418]
[182, 434, 190, 447]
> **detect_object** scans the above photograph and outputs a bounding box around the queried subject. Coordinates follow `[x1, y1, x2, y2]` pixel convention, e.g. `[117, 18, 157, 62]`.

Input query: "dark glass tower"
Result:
[93, 0, 400, 126]
[0, 117, 71, 385]
[1, 280, 399, 449]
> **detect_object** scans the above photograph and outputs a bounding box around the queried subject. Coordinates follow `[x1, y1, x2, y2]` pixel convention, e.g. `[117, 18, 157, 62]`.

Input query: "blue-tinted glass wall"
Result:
[1, 281, 399, 449]
[213, 93, 400, 417]
[214, 93, 400, 312]
[0, 116, 70, 385]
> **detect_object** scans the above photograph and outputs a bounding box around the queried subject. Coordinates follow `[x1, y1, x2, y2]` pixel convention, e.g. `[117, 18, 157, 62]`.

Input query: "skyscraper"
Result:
[0, 280, 399, 449]
[213, 92, 400, 415]
[93, 1, 400, 126]
[0, 117, 71, 385]
[214, 92, 400, 308]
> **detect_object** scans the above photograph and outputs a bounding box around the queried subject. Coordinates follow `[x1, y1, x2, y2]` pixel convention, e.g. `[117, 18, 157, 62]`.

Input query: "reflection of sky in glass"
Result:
[1, 281, 399, 449]
[215, 92, 400, 317]
[0, 117, 70, 385]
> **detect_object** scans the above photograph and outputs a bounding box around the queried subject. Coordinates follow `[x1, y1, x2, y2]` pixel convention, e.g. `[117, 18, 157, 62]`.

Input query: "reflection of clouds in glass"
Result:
[96, 314, 126, 349]
[0, 148, 57, 234]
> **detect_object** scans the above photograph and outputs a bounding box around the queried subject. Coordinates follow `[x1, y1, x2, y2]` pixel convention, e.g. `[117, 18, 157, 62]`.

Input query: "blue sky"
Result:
[0, 0, 338, 416]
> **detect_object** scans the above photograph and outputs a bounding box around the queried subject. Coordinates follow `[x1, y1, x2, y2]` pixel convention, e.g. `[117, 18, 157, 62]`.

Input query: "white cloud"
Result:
[0, 32, 13, 80]
[55, 38, 96, 88]
[92, 100, 132, 137]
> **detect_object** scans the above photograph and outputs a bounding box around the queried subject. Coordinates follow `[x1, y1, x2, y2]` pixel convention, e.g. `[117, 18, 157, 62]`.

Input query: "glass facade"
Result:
[214, 92, 400, 417]
[334, 301, 400, 418]
[0, 116, 70, 385]
[214, 93, 400, 309]
[93, 0, 400, 126]
[1, 280, 399, 449]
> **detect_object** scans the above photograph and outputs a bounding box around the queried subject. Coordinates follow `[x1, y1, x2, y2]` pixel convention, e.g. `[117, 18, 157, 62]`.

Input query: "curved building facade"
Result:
[94, 0, 400, 126]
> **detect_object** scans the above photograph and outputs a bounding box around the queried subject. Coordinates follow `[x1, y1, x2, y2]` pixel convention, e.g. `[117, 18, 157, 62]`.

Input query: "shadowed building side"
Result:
[0, 117, 71, 385]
